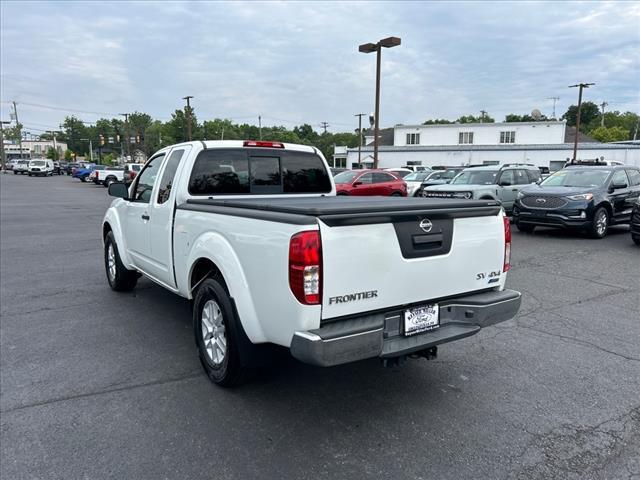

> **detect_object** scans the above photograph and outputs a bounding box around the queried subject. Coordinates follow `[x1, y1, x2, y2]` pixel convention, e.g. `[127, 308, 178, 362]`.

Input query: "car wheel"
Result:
[104, 232, 138, 291]
[80, 176, 86, 182]
[588, 207, 609, 239]
[632, 235, 640, 246]
[391, 192, 402, 197]
[105, 177, 115, 188]
[516, 222, 535, 233]
[193, 278, 249, 387]
[13, 171, 17, 175]
[337, 192, 349, 196]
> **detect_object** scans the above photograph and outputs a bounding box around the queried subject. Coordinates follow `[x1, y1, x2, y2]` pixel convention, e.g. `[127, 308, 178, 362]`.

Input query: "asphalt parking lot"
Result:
[1, 173, 639, 480]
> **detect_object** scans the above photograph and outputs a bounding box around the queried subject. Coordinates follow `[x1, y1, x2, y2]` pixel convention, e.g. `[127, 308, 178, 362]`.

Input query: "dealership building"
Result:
[333, 120, 640, 171]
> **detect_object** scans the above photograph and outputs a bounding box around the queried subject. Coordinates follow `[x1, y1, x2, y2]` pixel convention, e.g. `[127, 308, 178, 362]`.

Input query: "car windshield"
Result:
[334, 171, 360, 184]
[451, 170, 498, 185]
[404, 172, 430, 182]
[30, 161, 46, 166]
[426, 170, 460, 181]
[388, 170, 411, 178]
[541, 169, 611, 187]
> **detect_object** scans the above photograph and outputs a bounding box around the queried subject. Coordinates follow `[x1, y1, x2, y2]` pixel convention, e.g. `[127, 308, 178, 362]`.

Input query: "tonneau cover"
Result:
[186, 196, 500, 216]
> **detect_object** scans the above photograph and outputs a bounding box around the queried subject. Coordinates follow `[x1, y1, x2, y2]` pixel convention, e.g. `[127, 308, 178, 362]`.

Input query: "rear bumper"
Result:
[290, 289, 521, 367]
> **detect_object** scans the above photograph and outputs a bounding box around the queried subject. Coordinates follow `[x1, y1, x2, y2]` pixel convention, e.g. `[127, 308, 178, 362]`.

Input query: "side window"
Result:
[526, 169, 541, 183]
[373, 172, 394, 183]
[499, 170, 515, 186]
[157, 149, 186, 204]
[514, 169, 530, 185]
[133, 154, 165, 203]
[358, 173, 373, 184]
[625, 169, 640, 186]
[611, 170, 629, 188]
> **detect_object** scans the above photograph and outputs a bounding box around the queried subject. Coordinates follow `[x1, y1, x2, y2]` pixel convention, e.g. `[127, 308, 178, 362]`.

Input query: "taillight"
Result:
[503, 215, 511, 272]
[243, 140, 285, 149]
[289, 231, 322, 305]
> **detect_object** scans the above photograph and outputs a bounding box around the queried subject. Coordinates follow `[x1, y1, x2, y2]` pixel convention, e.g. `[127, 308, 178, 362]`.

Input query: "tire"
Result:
[105, 176, 116, 188]
[13, 171, 17, 175]
[80, 176, 86, 182]
[632, 235, 640, 246]
[104, 232, 138, 291]
[588, 207, 609, 239]
[391, 192, 403, 197]
[28, 173, 32, 177]
[193, 278, 249, 387]
[516, 222, 535, 233]
[337, 192, 349, 196]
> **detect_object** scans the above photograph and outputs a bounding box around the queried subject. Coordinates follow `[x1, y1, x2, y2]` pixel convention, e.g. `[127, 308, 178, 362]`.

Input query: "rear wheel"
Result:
[104, 232, 137, 291]
[105, 176, 116, 188]
[632, 235, 640, 246]
[391, 192, 403, 197]
[516, 222, 535, 233]
[193, 278, 249, 387]
[588, 207, 609, 239]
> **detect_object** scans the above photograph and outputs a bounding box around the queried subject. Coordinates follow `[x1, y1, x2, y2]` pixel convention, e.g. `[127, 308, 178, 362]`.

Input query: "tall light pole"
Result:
[183, 96, 194, 141]
[359, 36, 401, 169]
[81, 138, 94, 163]
[119, 113, 129, 160]
[354, 113, 366, 168]
[568, 83, 595, 163]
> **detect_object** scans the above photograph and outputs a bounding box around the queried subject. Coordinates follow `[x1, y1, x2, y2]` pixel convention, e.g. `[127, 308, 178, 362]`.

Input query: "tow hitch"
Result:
[382, 346, 438, 367]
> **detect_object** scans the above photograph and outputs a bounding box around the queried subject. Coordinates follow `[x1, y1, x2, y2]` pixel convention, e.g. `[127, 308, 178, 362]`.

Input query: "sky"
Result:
[1, 0, 639, 136]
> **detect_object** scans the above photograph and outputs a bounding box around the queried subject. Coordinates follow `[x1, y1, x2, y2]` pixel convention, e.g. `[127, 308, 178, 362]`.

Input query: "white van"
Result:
[28, 159, 54, 176]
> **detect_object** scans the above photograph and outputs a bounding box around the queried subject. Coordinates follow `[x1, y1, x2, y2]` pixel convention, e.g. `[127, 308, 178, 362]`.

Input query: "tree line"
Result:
[422, 104, 639, 143]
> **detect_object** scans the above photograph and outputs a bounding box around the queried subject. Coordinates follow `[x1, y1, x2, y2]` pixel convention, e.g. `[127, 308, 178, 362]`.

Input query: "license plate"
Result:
[404, 304, 439, 336]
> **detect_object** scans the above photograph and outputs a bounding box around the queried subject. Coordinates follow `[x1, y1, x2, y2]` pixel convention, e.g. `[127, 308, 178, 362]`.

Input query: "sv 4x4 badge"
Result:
[476, 270, 501, 284]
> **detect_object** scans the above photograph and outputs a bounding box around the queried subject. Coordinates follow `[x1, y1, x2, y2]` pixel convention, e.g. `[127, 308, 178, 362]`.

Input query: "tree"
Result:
[456, 114, 495, 124]
[3, 123, 23, 142]
[588, 126, 629, 143]
[45, 146, 59, 161]
[164, 109, 200, 144]
[584, 110, 639, 140]
[561, 102, 599, 130]
[505, 113, 548, 122]
[422, 119, 453, 125]
[61, 116, 89, 155]
[64, 149, 73, 161]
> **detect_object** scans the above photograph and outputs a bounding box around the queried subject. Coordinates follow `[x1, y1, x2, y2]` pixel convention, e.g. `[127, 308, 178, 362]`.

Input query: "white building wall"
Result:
[345, 146, 640, 170]
[394, 121, 566, 146]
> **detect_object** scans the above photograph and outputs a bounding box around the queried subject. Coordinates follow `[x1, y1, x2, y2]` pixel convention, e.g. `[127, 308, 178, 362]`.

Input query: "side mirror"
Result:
[611, 182, 627, 190]
[352, 181, 362, 187]
[108, 182, 129, 199]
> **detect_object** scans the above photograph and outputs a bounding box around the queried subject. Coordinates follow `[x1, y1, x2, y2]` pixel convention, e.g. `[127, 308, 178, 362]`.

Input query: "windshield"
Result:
[426, 169, 460, 181]
[30, 161, 46, 167]
[404, 172, 430, 182]
[541, 169, 611, 187]
[451, 170, 498, 185]
[334, 171, 359, 184]
[387, 170, 411, 178]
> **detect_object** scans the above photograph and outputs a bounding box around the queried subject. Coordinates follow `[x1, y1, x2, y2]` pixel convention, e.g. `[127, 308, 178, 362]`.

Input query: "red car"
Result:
[334, 169, 407, 196]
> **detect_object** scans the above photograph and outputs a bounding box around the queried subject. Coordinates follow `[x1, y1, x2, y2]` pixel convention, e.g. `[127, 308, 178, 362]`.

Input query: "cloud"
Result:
[1, 0, 638, 133]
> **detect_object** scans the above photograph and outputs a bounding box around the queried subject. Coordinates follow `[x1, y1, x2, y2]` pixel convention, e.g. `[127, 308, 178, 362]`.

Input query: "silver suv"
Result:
[422, 164, 541, 214]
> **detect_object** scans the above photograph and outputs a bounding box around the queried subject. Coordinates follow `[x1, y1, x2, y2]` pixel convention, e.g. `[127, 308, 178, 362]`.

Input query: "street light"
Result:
[359, 36, 401, 168]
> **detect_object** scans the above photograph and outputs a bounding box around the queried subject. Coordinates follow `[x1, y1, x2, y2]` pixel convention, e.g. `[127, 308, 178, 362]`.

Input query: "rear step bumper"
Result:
[290, 289, 521, 367]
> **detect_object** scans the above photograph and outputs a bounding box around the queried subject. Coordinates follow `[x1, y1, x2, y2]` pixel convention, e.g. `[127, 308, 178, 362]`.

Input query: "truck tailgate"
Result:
[319, 208, 506, 320]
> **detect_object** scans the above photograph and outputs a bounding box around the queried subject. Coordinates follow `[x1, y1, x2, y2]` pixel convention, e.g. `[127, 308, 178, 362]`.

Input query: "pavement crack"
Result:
[1, 370, 204, 415]
[519, 324, 640, 362]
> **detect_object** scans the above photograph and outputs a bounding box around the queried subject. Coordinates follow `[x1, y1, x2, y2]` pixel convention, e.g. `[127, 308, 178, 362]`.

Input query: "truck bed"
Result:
[181, 197, 502, 226]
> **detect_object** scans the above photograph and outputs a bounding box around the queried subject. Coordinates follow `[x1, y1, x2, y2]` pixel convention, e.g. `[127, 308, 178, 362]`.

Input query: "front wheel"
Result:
[193, 278, 249, 387]
[391, 192, 403, 197]
[588, 207, 609, 239]
[104, 232, 138, 291]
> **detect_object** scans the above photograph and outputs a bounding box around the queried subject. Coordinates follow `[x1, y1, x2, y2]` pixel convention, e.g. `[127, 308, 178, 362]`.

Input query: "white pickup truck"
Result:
[102, 140, 521, 386]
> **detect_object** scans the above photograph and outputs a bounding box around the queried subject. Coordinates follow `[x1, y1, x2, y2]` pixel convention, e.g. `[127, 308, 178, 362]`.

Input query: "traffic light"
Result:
[115, 133, 120, 143]
[99, 134, 105, 146]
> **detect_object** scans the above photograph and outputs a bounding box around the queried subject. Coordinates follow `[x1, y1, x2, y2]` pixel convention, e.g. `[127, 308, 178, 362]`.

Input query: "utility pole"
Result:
[547, 97, 560, 119]
[480, 110, 487, 123]
[0, 120, 10, 172]
[320, 122, 330, 134]
[569, 82, 595, 163]
[12, 101, 24, 160]
[258, 115, 262, 140]
[119, 113, 129, 160]
[182, 96, 194, 141]
[355, 113, 366, 167]
[599, 101, 608, 127]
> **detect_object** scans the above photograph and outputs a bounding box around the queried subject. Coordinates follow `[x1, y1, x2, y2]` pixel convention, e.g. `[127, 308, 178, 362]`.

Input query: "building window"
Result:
[335, 158, 346, 168]
[406, 133, 420, 145]
[34, 145, 41, 154]
[500, 131, 516, 143]
[458, 132, 474, 144]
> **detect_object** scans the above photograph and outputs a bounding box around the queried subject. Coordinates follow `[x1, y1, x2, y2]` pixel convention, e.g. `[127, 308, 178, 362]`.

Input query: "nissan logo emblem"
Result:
[419, 219, 433, 233]
[536, 198, 547, 204]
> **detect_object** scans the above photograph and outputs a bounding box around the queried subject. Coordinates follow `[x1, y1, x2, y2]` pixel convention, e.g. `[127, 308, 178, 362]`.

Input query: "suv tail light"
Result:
[503, 215, 511, 272]
[289, 231, 322, 305]
[243, 140, 285, 149]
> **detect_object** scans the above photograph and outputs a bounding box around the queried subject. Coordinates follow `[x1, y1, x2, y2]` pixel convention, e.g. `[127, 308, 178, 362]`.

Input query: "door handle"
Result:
[141, 214, 150, 221]
[511, 189, 518, 192]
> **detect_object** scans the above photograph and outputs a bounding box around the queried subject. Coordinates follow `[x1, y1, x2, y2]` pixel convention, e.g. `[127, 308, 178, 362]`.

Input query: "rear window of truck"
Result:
[188, 148, 332, 195]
